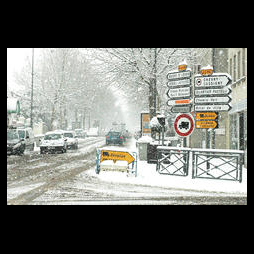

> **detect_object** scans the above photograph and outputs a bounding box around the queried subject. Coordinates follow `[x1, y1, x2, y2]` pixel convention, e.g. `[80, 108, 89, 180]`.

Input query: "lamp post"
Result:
[30, 48, 34, 129]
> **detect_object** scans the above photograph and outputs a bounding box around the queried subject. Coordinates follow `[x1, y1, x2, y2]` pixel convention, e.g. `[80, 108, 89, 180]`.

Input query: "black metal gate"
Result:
[156, 147, 191, 176]
[155, 146, 244, 183]
[191, 148, 244, 183]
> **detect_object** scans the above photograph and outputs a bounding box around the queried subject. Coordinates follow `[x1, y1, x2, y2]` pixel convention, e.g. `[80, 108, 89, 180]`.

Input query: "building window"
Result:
[242, 48, 246, 76]
[238, 51, 241, 79]
[230, 114, 238, 149]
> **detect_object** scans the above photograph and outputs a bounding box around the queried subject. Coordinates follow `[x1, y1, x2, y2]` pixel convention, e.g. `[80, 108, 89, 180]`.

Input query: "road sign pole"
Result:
[183, 137, 187, 147]
[206, 129, 210, 169]
[162, 125, 165, 146]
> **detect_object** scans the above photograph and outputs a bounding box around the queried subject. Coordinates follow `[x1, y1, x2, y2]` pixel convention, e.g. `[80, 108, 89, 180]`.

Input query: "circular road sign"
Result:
[174, 113, 195, 138]
[196, 78, 202, 86]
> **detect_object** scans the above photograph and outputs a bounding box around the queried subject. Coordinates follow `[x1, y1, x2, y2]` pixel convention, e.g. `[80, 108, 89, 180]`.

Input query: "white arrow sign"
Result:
[167, 70, 191, 80]
[195, 104, 232, 112]
[194, 74, 231, 88]
[167, 99, 192, 106]
[195, 87, 231, 96]
[195, 96, 232, 104]
[167, 87, 191, 99]
[167, 79, 191, 87]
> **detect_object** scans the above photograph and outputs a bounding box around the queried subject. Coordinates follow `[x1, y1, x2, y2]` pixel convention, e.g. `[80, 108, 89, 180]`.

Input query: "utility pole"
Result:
[151, 48, 157, 139]
[30, 48, 34, 129]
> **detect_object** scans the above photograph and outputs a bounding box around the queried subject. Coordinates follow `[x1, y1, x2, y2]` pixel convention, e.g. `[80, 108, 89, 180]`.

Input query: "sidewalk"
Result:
[89, 138, 247, 196]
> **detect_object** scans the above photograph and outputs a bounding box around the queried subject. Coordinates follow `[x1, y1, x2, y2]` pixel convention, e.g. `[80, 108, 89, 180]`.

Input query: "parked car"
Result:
[39, 131, 67, 154]
[7, 128, 26, 155]
[63, 131, 78, 149]
[105, 131, 124, 145]
[16, 127, 35, 151]
[75, 129, 87, 138]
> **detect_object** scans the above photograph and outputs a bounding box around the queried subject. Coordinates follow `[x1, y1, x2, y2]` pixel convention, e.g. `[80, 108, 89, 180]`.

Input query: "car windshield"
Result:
[17, 130, 25, 138]
[107, 132, 121, 137]
[7, 131, 19, 140]
[44, 134, 62, 140]
[64, 133, 73, 138]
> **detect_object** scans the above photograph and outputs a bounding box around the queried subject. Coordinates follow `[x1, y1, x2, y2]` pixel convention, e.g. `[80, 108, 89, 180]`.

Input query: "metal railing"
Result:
[191, 148, 244, 183]
[156, 146, 191, 176]
[156, 146, 244, 183]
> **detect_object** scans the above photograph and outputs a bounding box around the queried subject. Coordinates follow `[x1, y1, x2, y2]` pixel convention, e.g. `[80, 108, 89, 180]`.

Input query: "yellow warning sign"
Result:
[100, 150, 135, 164]
[196, 112, 218, 120]
[196, 120, 218, 129]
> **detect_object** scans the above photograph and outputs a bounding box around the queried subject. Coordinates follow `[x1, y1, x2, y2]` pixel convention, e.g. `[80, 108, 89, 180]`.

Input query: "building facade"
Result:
[227, 48, 247, 166]
[189, 48, 247, 156]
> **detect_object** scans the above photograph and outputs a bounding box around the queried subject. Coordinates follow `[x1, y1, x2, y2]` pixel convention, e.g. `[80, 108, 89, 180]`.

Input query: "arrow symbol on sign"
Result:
[167, 87, 191, 99]
[195, 120, 218, 129]
[100, 150, 135, 164]
[195, 87, 232, 96]
[194, 96, 232, 104]
[195, 104, 232, 112]
[194, 74, 232, 87]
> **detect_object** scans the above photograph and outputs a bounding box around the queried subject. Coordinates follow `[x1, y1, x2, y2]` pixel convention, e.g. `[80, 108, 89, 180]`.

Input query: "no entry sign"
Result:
[174, 113, 195, 138]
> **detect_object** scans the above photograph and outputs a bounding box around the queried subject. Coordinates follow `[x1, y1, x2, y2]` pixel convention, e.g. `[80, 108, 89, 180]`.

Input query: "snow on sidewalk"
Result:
[88, 138, 247, 195]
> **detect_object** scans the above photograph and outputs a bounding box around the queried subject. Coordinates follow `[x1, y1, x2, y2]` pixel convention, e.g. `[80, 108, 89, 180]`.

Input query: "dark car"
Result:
[106, 131, 124, 145]
[7, 129, 26, 155]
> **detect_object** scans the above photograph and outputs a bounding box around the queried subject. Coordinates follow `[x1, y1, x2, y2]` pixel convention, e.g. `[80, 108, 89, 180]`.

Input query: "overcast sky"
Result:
[7, 48, 41, 91]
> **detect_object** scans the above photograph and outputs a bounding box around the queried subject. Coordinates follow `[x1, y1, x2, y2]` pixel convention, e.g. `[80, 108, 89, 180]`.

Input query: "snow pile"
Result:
[137, 136, 153, 143]
[88, 138, 247, 195]
[150, 116, 161, 129]
[100, 160, 128, 171]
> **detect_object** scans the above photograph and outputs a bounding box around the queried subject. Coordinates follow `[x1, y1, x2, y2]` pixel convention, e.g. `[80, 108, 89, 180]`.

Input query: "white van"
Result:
[16, 127, 35, 151]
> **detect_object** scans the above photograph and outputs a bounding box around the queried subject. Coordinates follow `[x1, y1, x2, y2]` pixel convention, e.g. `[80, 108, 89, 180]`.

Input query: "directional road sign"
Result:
[195, 104, 232, 112]
[170, 105, 192, 113]
[167, 87, 191, 99]
[167, 79, 191, 87]
[196, 120, 218, 129]
[100, 149, 135, 164]
[167, 99, 191, 106]
[195, 96, 231, 104]
[195, 87, 231, 96]
[194, 74, 231, 88]
[195, 112, 218, 120]
[167, 70, 191, 80]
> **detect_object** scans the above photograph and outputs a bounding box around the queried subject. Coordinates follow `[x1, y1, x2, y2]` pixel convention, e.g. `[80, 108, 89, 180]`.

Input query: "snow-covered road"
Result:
[7, 137, 247, 205]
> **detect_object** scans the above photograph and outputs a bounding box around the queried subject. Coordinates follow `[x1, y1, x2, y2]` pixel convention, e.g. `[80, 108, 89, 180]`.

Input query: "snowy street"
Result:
[7, 48, 247, 205]
[7, 137, 247, 205]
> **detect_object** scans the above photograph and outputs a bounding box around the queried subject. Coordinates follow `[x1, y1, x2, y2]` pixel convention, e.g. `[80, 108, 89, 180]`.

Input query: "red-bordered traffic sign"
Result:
[174, 113, 195, 137]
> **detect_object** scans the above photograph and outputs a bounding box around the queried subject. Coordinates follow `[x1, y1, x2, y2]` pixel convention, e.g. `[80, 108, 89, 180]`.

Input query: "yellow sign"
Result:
[178, 64, 187, 72]
[141, 113, 151, 134]
[100, 150, 135, 164]
[196, 112, 218, 120]
[200, 68, 213, 76]
[196, 120, 217, 129]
